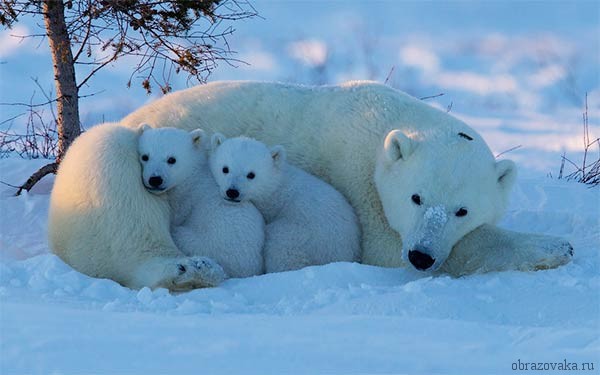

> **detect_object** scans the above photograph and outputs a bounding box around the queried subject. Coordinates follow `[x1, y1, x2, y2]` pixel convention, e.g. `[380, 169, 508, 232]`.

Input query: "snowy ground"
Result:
[1, 1, 599, 374]
[1, 155, 599, 374]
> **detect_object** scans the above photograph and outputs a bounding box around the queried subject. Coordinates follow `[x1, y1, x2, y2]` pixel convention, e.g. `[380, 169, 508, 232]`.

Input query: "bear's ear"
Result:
[211, 133, 225, 150]
[270, 145, 286, 167]
[137, 123, 152, 134]
[496, 159, 517, 192]
[383, 130, 414, 163]
[190, 129, 205, 148]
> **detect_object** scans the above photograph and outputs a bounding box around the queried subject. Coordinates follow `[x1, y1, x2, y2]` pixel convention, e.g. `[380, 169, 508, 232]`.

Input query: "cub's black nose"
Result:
[149, 176, 163, 188]
[226, 189, 240, 199]
[408, 249, 435, 271]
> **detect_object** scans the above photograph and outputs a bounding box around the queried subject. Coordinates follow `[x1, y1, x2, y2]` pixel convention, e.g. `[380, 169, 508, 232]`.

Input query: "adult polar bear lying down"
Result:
[121, 80, 572, 275]
[49, 81, 573, 290]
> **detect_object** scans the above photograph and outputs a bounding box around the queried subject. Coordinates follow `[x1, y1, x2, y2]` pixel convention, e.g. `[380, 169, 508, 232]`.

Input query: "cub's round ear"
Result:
[137, 123, 152, 134]
[211, 133, 226, 150]
[383, 129, 414, 163]
[190, 129, 205, 148]
[496, 159, 517, 193]
[270, 145, 286, 167]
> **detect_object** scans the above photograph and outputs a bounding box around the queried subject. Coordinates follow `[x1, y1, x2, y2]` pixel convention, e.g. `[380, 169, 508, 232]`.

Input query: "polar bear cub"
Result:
[209, 134, 361, 273]
[138, 125, 265, 280]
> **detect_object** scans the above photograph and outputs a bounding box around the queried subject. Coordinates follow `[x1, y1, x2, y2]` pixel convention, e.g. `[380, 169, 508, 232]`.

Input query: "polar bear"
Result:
[375, 129, 517, 271]
[121, 81, 573, 275]
[209, 135, 361, 272]
[49, 81, 573, 288]
[49, 123, 228, 290]
[137, 126, 264, 279]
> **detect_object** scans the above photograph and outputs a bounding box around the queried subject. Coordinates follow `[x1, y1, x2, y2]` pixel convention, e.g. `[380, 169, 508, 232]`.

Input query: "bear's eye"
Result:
[167, 157, 176, 165]
[456, 208, 468, 217]
[222, 166, 229, 174]
[141, 154, 149, 162]
[247, 172, 255, 180]
[411, 194, 422, 206]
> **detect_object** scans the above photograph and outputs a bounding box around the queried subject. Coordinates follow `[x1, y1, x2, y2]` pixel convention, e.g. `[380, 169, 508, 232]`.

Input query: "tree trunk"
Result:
[43, 0, 80, 162]
[16, 1, 80, 195]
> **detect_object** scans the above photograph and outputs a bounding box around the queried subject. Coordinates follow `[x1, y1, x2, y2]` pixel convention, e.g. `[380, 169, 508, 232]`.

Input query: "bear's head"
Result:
[374, 129, 517, 272]
[137, 124, 205, 194]
[209, 133, 286, 203]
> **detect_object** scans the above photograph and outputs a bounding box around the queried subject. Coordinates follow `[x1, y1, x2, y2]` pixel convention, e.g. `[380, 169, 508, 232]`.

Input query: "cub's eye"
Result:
[456, 208, 468, 217]
[247, 172, 255, 180]
[167, 157, 176, 165]
[222, 166, 229, 174]
[141, 155, 149, 162]
[411, 194, 422, 206]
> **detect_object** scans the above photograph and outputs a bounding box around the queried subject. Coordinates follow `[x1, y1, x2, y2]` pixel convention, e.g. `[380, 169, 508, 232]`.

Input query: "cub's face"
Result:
[374, 129, 517, 272]
[209, 134, 285, 203]
[137, 125, 204, 194]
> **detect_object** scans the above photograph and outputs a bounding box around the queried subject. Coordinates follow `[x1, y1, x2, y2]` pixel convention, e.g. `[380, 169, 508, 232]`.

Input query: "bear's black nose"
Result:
[226, 189, 240, 199]
[408, 249, 435, 271]
[149, 176, 163, 188]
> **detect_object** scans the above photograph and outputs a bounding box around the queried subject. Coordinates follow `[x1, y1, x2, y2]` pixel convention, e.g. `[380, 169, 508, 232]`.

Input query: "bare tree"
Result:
[0, 0, 257, 194]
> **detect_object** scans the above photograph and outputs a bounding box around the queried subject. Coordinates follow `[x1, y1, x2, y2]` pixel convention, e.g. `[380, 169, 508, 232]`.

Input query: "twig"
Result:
[555, 92, 599, 187]
[384, 66, 395, 85]
[0, 180, 22, 189]
[30, 77, 57, 122]
[420, 93, 445, 101]
[495, 145, 522, 158]
[0, 99, 58, 107]
[558, 151, 566, 179]
[582, 93, 589, 177]
[0, 112, 26, 127]
[15, 162, 58, 195]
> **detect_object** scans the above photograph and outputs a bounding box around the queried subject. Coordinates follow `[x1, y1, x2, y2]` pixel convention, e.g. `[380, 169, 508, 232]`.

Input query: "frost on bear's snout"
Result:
[420, 206, 449, 246]
[405, 205, 449, 270]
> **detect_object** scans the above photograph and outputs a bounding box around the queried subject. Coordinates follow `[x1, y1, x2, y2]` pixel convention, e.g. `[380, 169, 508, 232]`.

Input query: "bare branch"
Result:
[495, 145, 522, 158]
[384, 66, 395, 85]
[0, 180, 22, 189]
[77, 52, 119, 89]
[420, 93, 445, 101]
[15, 162, 57, 195]
[0, 99, 57, 107]
[72, 1, 93, 62]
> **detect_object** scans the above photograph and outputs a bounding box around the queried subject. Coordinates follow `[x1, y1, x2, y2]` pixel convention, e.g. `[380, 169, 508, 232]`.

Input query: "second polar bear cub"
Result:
[138, 125, 265, 281]
[209, 134, 361, 272]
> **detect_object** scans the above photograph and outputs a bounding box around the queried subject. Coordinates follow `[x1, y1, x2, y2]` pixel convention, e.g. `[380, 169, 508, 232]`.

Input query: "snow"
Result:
[1, 1, 599, 373]
[1, 155, 599, 374]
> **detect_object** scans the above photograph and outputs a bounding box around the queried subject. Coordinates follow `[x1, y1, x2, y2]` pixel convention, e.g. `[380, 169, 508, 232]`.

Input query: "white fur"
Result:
[49, 123, 226, 290]
[209, 136, 360, 272]
[374, 128, 518, 270]
[49, 81, 572, 284]
[138, 126, 264, 279]
[120, 81, 572, 275]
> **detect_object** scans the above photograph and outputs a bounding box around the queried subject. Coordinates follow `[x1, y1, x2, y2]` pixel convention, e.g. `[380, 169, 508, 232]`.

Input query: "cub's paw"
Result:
[160, 256, 227, 291]
[187, 256, 228, 287]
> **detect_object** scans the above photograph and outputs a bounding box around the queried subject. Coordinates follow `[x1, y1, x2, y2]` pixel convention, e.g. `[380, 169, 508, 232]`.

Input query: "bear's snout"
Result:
[408, 249, 435, 271]
[148, 176, 163, 188]
[226, 188, 240, 201]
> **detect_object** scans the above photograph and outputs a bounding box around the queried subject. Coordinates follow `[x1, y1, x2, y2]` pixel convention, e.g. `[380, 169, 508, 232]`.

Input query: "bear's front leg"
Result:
[440, 224, 574, 277]
[131, 256, 227, 291]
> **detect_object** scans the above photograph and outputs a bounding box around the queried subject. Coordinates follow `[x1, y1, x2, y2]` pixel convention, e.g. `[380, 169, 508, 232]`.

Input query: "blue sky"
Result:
[0, 0, 598, 173]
